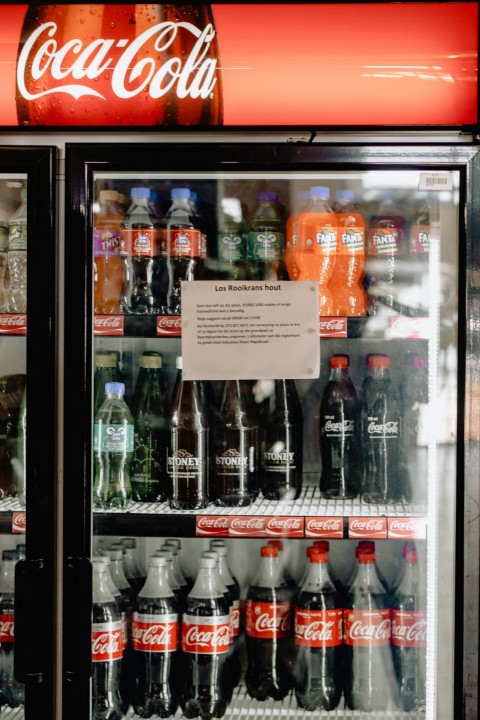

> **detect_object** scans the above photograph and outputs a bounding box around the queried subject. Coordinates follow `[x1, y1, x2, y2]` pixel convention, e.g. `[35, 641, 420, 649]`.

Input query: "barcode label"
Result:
[419, 172, 452, 191]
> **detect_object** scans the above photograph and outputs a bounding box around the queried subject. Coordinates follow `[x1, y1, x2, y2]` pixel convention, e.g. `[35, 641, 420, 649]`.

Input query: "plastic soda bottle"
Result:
[94, 190, 123, 315]
[120, 187, 161, 315]
[285, 190, 309, 281]
[7, 189, 27, 313]
[0, 206, 9, 312]
[93, 382, 133, 510]
[296, 186, 338, 315]
[247, 191, 287, 281]
[407, 195, 430, 315]
[93, 353, 121, 417]
[216, 196, 247, 280]
[329, 189, 367, 316]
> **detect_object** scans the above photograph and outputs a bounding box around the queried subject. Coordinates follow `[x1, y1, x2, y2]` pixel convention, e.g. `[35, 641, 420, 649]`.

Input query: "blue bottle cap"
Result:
[130, 187, 150, 199]
[105, 382, 125, 394]
[310, 186, 330, 198]
[171, 188, 191, 200]
[257, 191, 276, 202]
[335, 189, 355, 202]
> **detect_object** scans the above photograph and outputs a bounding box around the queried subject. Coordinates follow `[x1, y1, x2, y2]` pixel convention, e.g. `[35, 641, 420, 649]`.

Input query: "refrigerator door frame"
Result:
[0, 146, 57, 720]
[63, 140, 480, 719]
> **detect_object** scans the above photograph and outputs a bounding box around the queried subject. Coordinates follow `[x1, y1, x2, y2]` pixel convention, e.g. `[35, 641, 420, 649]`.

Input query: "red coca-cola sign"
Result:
[228, 516, 266, 538]
[0, 4, 477, 128]
[305, 517, 344, 539]
[181, 614, 230, 654]
[94, 314, 124, 336]
[156, 315, 182, 337]
[0, 614, 15, 642]
[319, 318, 347, 338]
[196, 515, 229, 537]
[12, 511, 26, 534]
[265, 516, 304, 538]
[132, 613, 179, 652]
[348, 517, 388, 539]
[344, 609, 391, 647]
[294, 608, 342, 648]
[91, 622, 123, 661]
[245, 600, 292, 640]
[389, 316, 429, 339]
[388, 517, 427, 540]
[0, 314, 27, 335]
[391, 610, 427, 648]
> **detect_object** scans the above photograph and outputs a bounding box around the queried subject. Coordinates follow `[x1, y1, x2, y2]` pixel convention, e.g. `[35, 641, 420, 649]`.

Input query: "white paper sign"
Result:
[181, 280, 320, 381]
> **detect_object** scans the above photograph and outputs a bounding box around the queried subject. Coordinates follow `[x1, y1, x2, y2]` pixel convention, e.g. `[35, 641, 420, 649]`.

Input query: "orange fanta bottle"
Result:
[285, 190, 309, 281]
[329, 189, 367, 317]
[296, 186, 338, 315]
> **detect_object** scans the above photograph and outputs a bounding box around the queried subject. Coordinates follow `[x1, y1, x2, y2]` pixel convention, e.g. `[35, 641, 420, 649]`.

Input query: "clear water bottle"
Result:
[93, 382, 134, 510]
[7, 189, 27, 313]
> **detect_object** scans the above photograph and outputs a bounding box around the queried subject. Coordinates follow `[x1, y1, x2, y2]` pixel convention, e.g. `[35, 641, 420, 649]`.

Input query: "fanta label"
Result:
[337, 226, 365, 255]
[410, 224, 430, 255]
[368, 228, 403, 256]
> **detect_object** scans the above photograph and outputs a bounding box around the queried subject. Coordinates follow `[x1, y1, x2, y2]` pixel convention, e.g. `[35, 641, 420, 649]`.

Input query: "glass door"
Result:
[64, 142, 478, 720]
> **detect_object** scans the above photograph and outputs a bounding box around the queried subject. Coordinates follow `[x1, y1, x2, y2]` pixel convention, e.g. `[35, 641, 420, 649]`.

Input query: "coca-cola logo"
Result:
[12, 511, 26, 534]
[349, 517, 387, 538]
[391, 611, 427, 647]
[17, 21, 218, 103]
[305, 517, 343, 538]
[157, 316, 182, 337]
[246, 600, 292, 639]
[296, 620, 334, 641]
[254, 611, 290, 635]
[324, 419, 354, 434]
[94, 315, 124, 336]
[319, 318, 347, 337]
[229, 516, 266, 536]
[91, 628, 123, 660]
[0, 314, 27, 335]
[367, 420, 399, 436]
[0, 615, 15, 642]
[388, 517, 426, 539]
[265, 516, 303, 537]
[132, 620, 177, 652]
[345, 610, 391, 646]
[182, 621, 230, 654]
[196, 516, 229, 537]
[390, 316, 429, 339]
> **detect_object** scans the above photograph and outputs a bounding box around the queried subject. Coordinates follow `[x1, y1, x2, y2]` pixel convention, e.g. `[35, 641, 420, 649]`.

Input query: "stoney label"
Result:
[92, 621, 123, 661]
[344, 609, 391, 647]
[349, 517, 387, 539]
[305, 517, 344, 538]
[94, 315, 124, 336]
[0, 614, 15, 642]
[181, 614, 230, 654]
[391, 610, 427, 647]
[245, 600, 292, 639]
[294, 608, 343, 647]
[196, 515, 229, 537]
[132, 613, 179, 652]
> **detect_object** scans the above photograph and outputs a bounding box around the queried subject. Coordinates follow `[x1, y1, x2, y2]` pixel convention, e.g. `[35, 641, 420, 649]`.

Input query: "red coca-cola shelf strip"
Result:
[305, 516, 345, 539]
[319, 318, 348, 338]
[196, 515, 304, 538]
[0, 314, 26, 335]
[348, 517, 388, 539]
[389, 316, 430, 339]
[94, 315, 124, 336]
[157, 316, 182, 337]
[387, 517, 427, 539]
[12, 511, 26, 534]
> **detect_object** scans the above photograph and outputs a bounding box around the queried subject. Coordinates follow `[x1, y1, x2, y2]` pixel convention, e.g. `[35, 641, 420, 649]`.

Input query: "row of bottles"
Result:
[0, 375, 26, 504]
[92, 536, 426, 718]
[0, 189, 27, 313]
[94, 186, 431, 319]
[0, 545, 26, 710]
[93, 347, 428, 509]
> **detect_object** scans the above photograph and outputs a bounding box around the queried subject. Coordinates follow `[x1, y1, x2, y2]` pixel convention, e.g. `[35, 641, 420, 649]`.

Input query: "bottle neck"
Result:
[0, 560, 16, 593]
[303, 560, 335, 592]
[190, 566, 224, 599]
[138, 564, 174, 599]
[253, 555, 285, 588]
[352, 560, 384, 593]
[371, 367, 391, 381]
[92, 568, 115, 604]
[329, 366, 351, 382]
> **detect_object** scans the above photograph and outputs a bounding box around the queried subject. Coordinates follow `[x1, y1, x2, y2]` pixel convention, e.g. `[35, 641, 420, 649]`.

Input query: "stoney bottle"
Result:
[259, 379, 303, 501]
[320, 354, 361, 499]
[294, 547, 342, 711]
[211, 379, 257, 506]
[391, 546, 426, 711]
[16, 5, 223, 126]
[168, 357, 209, 510]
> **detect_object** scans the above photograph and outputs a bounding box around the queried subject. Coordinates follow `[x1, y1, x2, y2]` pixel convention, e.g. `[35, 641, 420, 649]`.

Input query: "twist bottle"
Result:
[247, 192, 287, 281]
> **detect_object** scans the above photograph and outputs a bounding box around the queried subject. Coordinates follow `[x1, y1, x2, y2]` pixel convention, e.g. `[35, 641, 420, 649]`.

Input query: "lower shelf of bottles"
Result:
[123, 685, 426, 719]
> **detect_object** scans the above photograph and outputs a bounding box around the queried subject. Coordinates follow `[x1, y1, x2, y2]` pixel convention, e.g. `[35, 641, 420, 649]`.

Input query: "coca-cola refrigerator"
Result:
[0, 2, 479, 720]
[0, 145, 57, 720]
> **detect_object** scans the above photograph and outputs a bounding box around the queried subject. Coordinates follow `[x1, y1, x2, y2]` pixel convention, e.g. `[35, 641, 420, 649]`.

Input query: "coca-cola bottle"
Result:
[344, 549, 395, 711]
[164, 538, 194, 593]
[361, 354, 402, 503]
[259, 379, 303, 501]
[319, 354, 361, 499]
[132, 555, 181, 718]
[245, 545, 294, 701]
[159, 543, 189, 603]
[92, 558, 124, 720]
[0, 550, 23, 708]
[155, 550, 186, 611]
[398, 353, 429, 505]
[299, 542, 342, 600]
[293, 547, 342, 711]
[266, 539, 297, 596]
[108, 548, 135, 713]
[391, 546, 426, 711]
[160, 188, 202, 316]
[345, 541, 389, 595]
[121, 537, 146, 595]
[211, 379, 257, 506]
[182, 556, 231, 719]
[168, 357, 209, 510]
[16, 5, 223, 126]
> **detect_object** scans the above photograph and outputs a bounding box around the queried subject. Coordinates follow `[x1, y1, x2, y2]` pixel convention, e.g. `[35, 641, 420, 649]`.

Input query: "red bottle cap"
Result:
[368, 354, 391, 369]
[261, 546, 278, 558]
[267, 540, 284, 551]
[309, 549, 328, 564]
[404, 548, 419, 564]
[356, 540, 375, 556]
[330, 354, 349, 369]
[358, 551, 376, 563]
[313, 540, 330, 551]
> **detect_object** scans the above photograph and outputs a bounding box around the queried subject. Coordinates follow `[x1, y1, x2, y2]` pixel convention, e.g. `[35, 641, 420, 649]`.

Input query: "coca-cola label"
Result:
[337, 226, 365, 255]
[390, 316, 430, 339]
[132, 612, 179, 653]
[323, 417, 355, 437]
[388, 517, 427, 539]
[93, 315, 124, 336]
[366, 416, 399, 439]
[228, 516, 266, 537]
[231, 600, 240, 637]
[0, 614, 15, 642]
[12, 511, 26, 534]
[160, 228, 202, 257]
[94, 229, 121, 257]
[92, 621, 123, 661]
[196, 515, 229, 537]
[319, 318, 347, 337]
[391, 610, 427, 648]
[368, 228, 404, 256]
[156, 316, 182, 337]
[305, 517, 344, 539]
[181, 614, 230, 654]
[344, 609, 391, 647]
[265, 516, 304, 538]
[294, 608, 342, 647]
[0, 315, 27, 335]
[348, 517, 388, 539]
[94, 423, 134, 453]
[246, 600, 292, 639]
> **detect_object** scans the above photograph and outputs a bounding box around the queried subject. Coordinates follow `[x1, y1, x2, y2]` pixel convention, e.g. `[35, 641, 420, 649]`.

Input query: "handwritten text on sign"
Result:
[181, 281, 319, 381]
